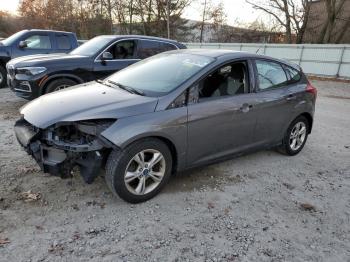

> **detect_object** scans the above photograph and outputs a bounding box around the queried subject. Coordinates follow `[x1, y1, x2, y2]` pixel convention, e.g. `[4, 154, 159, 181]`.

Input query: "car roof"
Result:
[26, 29, 75, 34]
[96, 35, 181, 44]
[167, 49, 301, 70]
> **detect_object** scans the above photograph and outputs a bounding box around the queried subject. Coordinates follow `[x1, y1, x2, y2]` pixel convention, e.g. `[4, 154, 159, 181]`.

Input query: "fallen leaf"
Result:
[224, 207, 231, 215]
[282, 182, 295, 190]
[17, 166, 39, 174]
[86, 200, 106, 209]
[207, 201, 215, 209]
[48, 243, 64, 253]
[0, 238, 10, 245]
[35, 225, 44, 230]
[71, 204, 79, 211]
[300, 203, 316, 212]
[20, 190, 41, 202]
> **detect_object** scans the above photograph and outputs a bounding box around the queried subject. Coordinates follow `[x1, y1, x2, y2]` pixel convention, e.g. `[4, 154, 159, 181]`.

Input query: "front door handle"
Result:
[286, 94, 297, 101]
[240, 103, 253, 113]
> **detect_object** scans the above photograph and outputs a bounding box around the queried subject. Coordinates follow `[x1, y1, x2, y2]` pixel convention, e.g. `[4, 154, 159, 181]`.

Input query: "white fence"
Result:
[184, 43, 350, 79]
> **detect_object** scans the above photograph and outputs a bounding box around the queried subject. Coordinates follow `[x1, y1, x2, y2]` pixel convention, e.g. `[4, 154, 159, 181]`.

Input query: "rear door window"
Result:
[138, 40, 162, 59]
[56, 34, 71, 50]
[255, 60, 288, 90]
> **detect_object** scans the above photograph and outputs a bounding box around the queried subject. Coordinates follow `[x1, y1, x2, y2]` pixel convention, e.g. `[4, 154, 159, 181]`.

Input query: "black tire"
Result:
[45, 78, 77, 94]
[0, 65, 7, 88]
[105, 138, 173, 203]
[279, 116, 309, 156]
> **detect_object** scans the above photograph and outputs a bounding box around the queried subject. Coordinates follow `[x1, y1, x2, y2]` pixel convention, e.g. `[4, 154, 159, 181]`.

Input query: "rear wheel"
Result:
[45, 78, 77, 94]
[105, 138, 173, 203]
[0, 65, 7, 88]
[279, 116, 309, 156]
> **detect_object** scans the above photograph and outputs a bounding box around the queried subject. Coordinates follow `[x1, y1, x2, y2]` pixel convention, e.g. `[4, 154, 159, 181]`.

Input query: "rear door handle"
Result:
[286, 94, 297, 101]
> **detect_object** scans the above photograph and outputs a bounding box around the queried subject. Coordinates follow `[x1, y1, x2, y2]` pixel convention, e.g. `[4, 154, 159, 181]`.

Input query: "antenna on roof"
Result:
[256, 46, 262, 54]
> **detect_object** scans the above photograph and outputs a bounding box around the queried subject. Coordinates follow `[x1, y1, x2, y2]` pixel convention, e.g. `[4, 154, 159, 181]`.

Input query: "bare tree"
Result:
[334, 17, 350, 43]
[208, 2, 227, 42]
[199, 0, 207, 43]
[198, 0, 228, 43]
[289, 0, 311, 43]
[316, 0, 347, 43]
[246, 0, 312, 44]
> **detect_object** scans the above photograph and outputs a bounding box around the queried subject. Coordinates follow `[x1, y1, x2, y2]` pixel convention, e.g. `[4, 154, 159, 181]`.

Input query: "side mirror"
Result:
[19, 40, 27, 48]
[101, 51, 113, 60]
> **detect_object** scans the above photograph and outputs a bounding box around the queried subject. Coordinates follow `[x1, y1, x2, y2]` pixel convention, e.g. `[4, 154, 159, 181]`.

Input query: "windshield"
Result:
[1, 30, 27, 46]
[70, 36, 112, 56]
[105, 53, 215, 97]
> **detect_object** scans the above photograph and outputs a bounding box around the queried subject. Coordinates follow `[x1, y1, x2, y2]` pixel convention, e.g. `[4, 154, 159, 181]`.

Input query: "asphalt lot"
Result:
[0, 80, 349, 262]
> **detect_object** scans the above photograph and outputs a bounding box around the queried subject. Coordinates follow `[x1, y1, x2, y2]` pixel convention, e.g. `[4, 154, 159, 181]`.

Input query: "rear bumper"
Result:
[8, 75, 41, 100]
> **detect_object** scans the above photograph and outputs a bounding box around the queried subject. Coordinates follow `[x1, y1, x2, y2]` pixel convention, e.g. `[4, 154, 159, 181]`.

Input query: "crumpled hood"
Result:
[8, 53, 89, 68]
[20, 81, 158, 128]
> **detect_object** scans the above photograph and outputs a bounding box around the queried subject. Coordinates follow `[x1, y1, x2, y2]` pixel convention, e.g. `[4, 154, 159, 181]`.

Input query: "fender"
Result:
[282, 102, 314, 136]
[101, 107, 188, 171]
[39, 73, 84, 95]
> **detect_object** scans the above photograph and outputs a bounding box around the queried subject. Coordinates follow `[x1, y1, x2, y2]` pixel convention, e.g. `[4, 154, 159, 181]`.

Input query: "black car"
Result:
[0, 29, 79, 88]
[7, 35, 186, 100]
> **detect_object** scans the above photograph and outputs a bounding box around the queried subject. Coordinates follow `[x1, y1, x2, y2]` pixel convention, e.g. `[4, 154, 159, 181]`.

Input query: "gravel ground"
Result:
[0, 80, 349, 262]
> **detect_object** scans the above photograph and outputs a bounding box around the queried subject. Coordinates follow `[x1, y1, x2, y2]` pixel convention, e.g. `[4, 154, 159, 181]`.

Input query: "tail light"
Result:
[306, 81, 317, 97]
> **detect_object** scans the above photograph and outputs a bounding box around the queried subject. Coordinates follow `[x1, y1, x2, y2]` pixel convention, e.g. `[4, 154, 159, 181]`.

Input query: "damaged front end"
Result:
[14, 118, 115, 183]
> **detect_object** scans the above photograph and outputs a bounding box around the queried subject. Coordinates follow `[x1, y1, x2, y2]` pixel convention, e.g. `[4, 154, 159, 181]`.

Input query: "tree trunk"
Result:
[200, 0, 207, 43]
[317, 0, 347, 43]
[129, 0, 134, 34]
[296, 0, 311, 44]
[335, 18, 350, 43]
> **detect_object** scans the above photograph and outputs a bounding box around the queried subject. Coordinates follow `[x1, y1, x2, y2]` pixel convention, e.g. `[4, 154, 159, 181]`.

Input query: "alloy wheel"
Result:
[124, 149, 166, 195]
[54, 84, 70, 91]
[289, 121, 307, 151]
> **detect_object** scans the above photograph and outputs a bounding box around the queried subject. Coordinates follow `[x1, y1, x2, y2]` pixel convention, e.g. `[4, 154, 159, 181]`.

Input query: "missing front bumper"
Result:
[14, 119, 104, 183]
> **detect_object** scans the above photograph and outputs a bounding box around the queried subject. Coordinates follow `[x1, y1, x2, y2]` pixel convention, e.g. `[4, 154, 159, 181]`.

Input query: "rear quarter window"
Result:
[138, 40, 160, 59]
[138, 40, 177, 59]
[283, 65, 301, 82]
[159, 42, 177, 52]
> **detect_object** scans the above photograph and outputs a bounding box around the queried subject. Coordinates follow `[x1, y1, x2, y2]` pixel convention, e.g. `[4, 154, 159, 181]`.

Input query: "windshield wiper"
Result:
[107, 80, 145, 96]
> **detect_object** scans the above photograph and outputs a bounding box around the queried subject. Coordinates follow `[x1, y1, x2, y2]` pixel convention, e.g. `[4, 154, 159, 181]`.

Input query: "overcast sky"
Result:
[1, 0, 265, 25]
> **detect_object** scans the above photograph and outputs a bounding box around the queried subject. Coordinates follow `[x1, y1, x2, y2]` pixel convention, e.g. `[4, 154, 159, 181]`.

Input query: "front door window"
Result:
[198, 61, 248, 99]
[105, 40, 136, 60]
[23, 34, 51, 49]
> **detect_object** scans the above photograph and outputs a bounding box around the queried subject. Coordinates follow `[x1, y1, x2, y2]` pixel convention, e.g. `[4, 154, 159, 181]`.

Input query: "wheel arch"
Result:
[299, 112, 313, 134]
[151, 136, 178, 174]
[40, 74, 84, 95]
[0, 59, 6, 68]
[114, 134, 179, 174]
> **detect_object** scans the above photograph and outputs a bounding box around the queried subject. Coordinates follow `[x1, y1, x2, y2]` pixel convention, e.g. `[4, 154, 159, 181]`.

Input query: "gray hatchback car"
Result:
[15, 49, 317, 203]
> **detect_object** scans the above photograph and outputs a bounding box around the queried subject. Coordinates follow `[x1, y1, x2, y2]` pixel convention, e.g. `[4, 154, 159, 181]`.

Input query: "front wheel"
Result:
[279, 116, 309, 156]
[105, 138, 173, 203]
[45, 78, 77, 94]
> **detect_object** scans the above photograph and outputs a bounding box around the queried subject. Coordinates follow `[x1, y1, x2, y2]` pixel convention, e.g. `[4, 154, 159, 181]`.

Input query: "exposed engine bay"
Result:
[15, 118, 115, 183]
